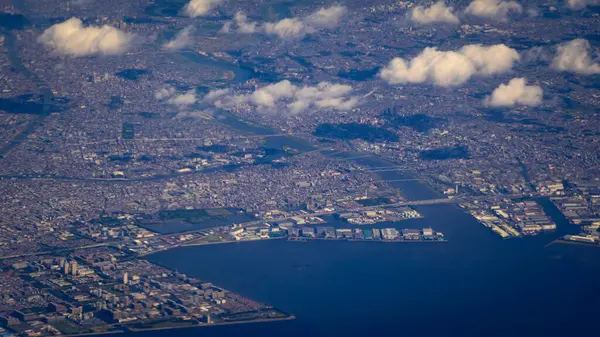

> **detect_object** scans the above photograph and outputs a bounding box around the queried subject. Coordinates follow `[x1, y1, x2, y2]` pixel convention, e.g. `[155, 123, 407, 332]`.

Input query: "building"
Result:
[372, 228, 382, 239]
[0, 315, 20, 327]
[12, 308, 45, 322]
[123, 272, 129, 285]
[48, 303, 67, 313]
[316, 226, 328, 237]
[381, 228, 399, 240]
[301, 227, 315, 237]
[336, 228, 352, 238]
[402, 229, 421, 240]
[353, 229, 365, 240]
[277, 221, 294, 230]
[71, 261, 78, 276]
[0, 327, 16, 337]
[325, 228, 336, 239]
[564, 235, 596, 244]
[69, 305, 83, 321]
[63, 262, 70, 275]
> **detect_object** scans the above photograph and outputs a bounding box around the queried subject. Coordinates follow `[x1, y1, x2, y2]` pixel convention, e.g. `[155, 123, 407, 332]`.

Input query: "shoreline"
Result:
[177, 236, 447, 248]
[42, 315, 297, 337]
[126, 315, 296, 333]
[300, 237, 447, 243]
[180, 236, 287, 247]
[62, 330, 124, 337]
[553, 239, 600, 248]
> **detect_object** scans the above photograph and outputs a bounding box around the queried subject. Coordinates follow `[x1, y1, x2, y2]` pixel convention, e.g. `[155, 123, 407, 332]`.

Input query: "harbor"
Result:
[283, 226, 446, 243]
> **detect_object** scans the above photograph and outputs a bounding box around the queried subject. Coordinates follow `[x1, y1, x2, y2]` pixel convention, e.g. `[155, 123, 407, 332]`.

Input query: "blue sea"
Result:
[145, 154, 600, 337]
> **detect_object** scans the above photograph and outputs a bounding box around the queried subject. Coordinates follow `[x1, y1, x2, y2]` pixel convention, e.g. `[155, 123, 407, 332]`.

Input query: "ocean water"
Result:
[146, 202, 600, 337]
[145, 153, 600, 337]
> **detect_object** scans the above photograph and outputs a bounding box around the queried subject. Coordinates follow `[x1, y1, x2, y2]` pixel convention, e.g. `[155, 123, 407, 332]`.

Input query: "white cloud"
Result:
[567, 0, 600, 10]
[155, 86, 197, 106]
[38, 17, 133, 56]
[464, 0, 523, 21]
[264, 18, 312, 39]
[158, 80, 359, 115]
[221, 12, 258, 33]
[168, 92, 197, 106]
[202, 88, 230, 102]
[408, 1, 460, 25]
[155, 87, 176, 100]
[203, 80, 359, 114]
[379, 44, 520, 87]
[222, 5, 347, 40]
[163, 26, 194, 51]
[552, 39, 600, 75]
[485, 78, 543, 107]
[305, 5, 347, 29]
[183, 0, 223, 17]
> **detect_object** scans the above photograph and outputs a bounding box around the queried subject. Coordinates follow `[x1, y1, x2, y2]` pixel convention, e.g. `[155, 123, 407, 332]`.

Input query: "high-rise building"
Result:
[71, 261, 78, 276]
[123, 272, 128, 285]
[63, 262, 70, 275]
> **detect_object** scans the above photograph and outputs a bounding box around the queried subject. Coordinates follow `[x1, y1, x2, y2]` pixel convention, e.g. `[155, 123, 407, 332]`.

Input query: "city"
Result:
[1, 0, 600, 336]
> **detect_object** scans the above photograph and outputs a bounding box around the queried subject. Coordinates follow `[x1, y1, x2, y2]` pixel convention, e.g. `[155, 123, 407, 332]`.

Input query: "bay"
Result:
[145, 153, 600, 337]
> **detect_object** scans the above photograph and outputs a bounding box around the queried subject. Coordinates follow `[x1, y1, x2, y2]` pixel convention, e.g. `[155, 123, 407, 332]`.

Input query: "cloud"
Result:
[202, 88, 230, 102]
[264, 18, 313, 39]
[203, 80, 359, 114]
[155, 87, 176, 100]
[158, 80, 359, 115]
[183, 0, 223, 17]
[485, 78, 543, 107]
[379, 44, 520, 87]
[168, 92, 197, 106]
[155, 86, 197, 106]
[552, 39, 600, 75]
[38, 17, 133, 56]
[221, 12, 258, 33]
[408, 1, 460, 25]
[464, 0, 523, 21]
[222, 5, 347, 39]
[163, 26, 194, 51]
[567, 0, 600, 10]
[305, 5, 348, 29]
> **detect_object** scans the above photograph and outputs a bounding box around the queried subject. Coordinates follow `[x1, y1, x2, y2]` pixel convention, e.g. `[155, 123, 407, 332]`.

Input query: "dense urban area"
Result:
[1, 0, 600, 336]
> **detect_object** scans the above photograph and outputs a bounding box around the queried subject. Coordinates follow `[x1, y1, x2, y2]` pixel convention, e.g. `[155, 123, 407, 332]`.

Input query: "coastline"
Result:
[552, 239, 600, 248]
[179, 236, 287, 248]
[177, 235, 447, 248]
[45, 315, 297, 337]
[126, 315, 296, 333]
[61, 330, 124, 337]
